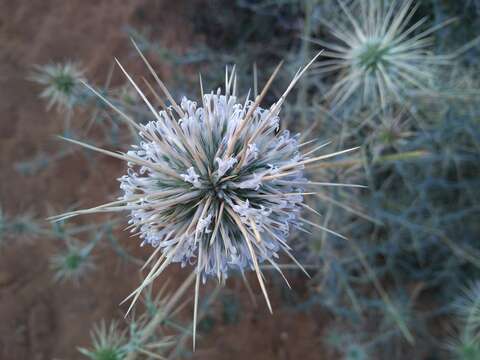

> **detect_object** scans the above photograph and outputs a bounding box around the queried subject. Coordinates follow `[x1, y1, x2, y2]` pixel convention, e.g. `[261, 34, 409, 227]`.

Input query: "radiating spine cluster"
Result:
[31, 62, 85, 111]
[312, 0, 452, 108]
[120, 89, 307, 278]
[50, 42, 362, 347]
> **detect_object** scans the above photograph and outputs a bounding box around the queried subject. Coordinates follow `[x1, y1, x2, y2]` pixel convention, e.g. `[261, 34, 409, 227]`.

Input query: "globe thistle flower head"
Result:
[312, 0, 452, 109]
[32, 62, 85, 111]
[120, 85, 305, 283]
[50, 43, 362, 347]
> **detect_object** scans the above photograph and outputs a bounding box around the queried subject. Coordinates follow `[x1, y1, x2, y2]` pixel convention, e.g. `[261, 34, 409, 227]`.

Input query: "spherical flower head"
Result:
[119, 86, 305, 282]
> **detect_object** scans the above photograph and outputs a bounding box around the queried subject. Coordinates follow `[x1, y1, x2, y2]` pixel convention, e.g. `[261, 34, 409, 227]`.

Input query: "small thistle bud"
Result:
[0, 210, 42, 242]
[344, 344, 368, 360]
[448, 282, 480, 359]
[78, 321, 127, 360]
[116, 83, 141, 106]
[32, 62, 85, 111]
[50, 240, 95, 283]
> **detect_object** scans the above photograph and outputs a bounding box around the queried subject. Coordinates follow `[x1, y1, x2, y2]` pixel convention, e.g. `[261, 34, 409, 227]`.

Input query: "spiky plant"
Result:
[454, 283, 480, 336]
[10, 214, 40, 237]
[116, 83, 141, 107]
[0, 210, 44, 242]
[32, 62, 85, 111]
[448, 282, 480, 359]
[50, 240, 95, 283]
[449, 337, 480, 360]
[311, 0, 452, 109]
[78, 320, 127, 360]
[50, 42, 363, 347]
[123, 276, 196, 360]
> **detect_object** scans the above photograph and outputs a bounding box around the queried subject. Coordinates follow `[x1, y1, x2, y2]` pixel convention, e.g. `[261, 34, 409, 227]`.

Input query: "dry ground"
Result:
[0, 1, 325, 359]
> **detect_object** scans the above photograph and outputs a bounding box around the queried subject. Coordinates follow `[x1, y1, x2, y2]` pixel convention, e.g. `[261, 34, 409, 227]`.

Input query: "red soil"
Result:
[0, 1, 325, 359]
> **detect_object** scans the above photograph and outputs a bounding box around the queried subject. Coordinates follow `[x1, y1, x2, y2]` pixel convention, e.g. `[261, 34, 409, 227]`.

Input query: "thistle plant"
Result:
[78, 320, 128, 360]
[50, 239, 96, 283]
[31, 62, 86, 111]
[451, 339, 480, 360]
[448, 282, 480, 359]
[312, 0, 452, 109]
[76, 276, 198, 360]
[454, 283, 480, 337]
[49, 41, 363, 347]
[0, 209, 44, 243]
[124, 276, 196, 359]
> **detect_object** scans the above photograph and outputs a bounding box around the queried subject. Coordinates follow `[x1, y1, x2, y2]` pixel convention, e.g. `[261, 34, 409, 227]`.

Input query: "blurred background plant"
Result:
[21, 0, 480, 358]
[448, 282, 480, 359]
[76, 274, 216, 360]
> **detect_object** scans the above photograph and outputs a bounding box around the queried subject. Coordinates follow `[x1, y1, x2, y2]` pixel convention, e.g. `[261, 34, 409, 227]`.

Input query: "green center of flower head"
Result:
[357, 41, 390, 71]
[93, 348, 121, 360]
[379, 128, 398, 144]
[65, 253, 83, 269]
[54, 72, 75, 93]
[12, 220, 28, 234]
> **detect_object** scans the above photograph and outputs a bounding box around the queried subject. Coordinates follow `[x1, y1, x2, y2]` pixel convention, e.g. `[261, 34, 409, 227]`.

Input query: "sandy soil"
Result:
[0, 1, 324, 359]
